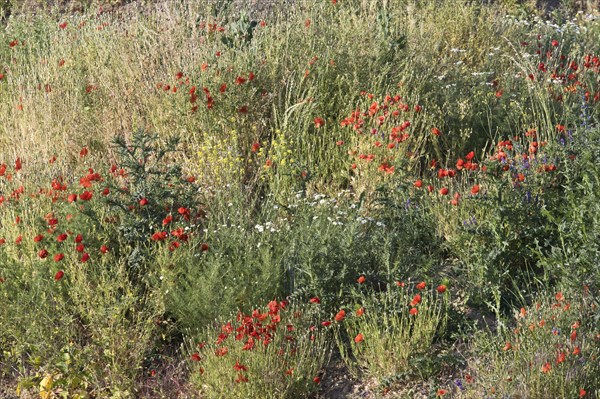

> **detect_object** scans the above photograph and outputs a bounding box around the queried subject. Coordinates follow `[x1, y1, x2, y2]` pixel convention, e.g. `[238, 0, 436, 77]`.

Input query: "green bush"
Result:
[185, 300, 330, 399]
[465, 288, 600, 398]
[335, 280, 449, 385]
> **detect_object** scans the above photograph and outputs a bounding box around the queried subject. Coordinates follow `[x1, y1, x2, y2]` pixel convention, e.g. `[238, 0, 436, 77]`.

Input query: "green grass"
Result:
[1, 0, 600, 397]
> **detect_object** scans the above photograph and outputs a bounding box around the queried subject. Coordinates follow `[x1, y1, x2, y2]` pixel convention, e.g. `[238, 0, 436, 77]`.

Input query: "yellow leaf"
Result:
[40, 374, 53, 399]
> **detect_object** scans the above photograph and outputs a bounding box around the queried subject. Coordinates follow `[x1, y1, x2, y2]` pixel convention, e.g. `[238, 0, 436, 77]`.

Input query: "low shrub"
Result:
[185, 299, 330, 399]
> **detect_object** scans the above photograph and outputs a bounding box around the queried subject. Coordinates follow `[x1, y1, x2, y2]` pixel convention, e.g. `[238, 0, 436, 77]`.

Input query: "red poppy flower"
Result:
[470, 184, 480, 195]
[234, 361, 248, 371]
[139, 198, 148, 206]
[235, 76, 246, 85]
[59, 22, 68, 29]
[39, 249, 49, 259]
[580, 389, 586, 397]
[439, 187, 449, 196]
[356, 307, 364, 316]
[57, 233, 68, 243]
[555, 292, 564, 302]
[54, 253, 64, 262]
[357, 275, 366, 284]
[54, 270, 64, 281]
[201, 243, 209, 252]
[34, 234, 44, 243]
[436, 284, 447, 294]
[79, 191, 93, 201]
[334, 310, 346, 322]
[80, 147, 88, 157]
[314, 117, 325, 128]
[151, 231, 167, 241]
[80, 253, 90, 262]
[15, 157, 22, 171]
[416, 281, 426, 290]
[431, 128, 441, 136]
[242, 337, 255, 351]
[309, 297, 320, 304]
[235, 374, 248, 383]
[313, 376, 321, 384]
[354, 333, 364, 343]
[321, 321, 332, 327]
[100, 245, 109, 254]
[410, 294, 422, 306]
[503, 342, 512, 351]
[409, 307, 418, 315]
[414, 180, 423, 188]
[215, 347, 228, 356]
[541, 362, 551, 373]
[556, 351, 565, 364]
